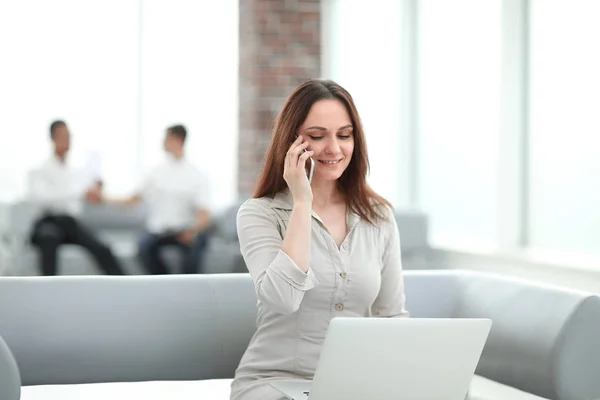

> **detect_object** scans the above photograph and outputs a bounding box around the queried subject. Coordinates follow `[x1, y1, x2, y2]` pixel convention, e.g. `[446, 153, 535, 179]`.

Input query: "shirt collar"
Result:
[271, 188, 294, 210]
[165, 152, 186, 165]
[50, 153, 68, 166]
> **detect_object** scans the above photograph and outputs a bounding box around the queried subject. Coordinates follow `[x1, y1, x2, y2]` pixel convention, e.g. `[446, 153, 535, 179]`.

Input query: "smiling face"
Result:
[298, 99, 354, 183]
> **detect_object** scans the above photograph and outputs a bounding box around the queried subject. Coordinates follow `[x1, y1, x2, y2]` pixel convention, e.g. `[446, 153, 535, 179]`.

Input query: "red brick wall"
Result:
[238, 0, 321, 198]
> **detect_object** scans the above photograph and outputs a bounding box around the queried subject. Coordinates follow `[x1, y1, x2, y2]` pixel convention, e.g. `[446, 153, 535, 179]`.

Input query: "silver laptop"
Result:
[270, 317, 492, 400]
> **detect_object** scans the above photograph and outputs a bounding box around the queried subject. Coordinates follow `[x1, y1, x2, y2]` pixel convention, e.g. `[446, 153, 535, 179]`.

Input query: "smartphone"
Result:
[295, 136, 315, 183]
[306, 151, 315, 183]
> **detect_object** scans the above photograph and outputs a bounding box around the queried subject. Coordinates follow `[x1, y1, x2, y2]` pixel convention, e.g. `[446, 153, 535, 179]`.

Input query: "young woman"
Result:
[230, 79, 409, 400]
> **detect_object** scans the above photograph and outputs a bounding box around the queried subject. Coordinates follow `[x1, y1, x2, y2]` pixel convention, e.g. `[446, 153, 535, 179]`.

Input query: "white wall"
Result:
[0, 0, 238, 211]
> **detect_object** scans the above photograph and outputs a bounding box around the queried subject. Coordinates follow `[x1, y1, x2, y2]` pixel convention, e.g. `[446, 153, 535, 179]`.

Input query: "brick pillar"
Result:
[238, 0, 321, 198]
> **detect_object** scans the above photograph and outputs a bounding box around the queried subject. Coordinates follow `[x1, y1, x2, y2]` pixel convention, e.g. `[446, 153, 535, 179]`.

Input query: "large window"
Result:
[528, 0, 600, 254]
[0, 0, 238, 208]
[322, 0, 600, 262]
[322, 0, 405, 206]
[417, 0, 503, 246]
[0, 0, 139, 199]
[140, 0, 238, 207]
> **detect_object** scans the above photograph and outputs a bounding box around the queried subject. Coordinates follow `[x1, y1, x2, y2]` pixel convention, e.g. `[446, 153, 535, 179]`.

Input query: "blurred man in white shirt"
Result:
[107, 124, 210, 274]
[27, 120, 124, 276]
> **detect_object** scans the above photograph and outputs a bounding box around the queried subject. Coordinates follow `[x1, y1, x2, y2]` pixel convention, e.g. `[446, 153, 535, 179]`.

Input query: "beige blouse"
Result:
[230, 189, 409, 400]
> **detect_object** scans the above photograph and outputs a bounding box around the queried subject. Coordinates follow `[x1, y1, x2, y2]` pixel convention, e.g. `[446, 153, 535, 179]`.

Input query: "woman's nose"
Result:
[324, 138, 341, 154]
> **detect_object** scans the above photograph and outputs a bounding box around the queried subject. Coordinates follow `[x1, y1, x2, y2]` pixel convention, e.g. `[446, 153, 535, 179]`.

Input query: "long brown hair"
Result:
[253, 79, 391, 224]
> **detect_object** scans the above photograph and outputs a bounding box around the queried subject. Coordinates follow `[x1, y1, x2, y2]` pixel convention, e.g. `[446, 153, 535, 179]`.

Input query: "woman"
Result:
[230, 79, 409, 400]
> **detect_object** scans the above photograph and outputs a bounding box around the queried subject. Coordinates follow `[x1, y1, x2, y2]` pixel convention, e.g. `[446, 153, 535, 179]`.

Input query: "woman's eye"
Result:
[339, 135, 352, 139]
[309, 136, 324, 140]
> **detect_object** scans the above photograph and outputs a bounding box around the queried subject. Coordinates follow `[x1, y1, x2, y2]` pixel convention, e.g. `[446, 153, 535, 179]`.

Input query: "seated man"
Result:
[108, 124, 210, 274]
[27, 120, 125, 276]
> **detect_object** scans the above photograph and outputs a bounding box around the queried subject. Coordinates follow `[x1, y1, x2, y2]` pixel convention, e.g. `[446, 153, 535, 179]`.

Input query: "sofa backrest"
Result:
[211, 201, 243, 242]
[0, 271, 455, 386]
[0, 274, 257, 386]
[402, 270, 459, 318]
[6, 201, 148, 239]
[394, 210, 429, 251]
[5, 200, 34, 239]
[80, 202, 148, 231]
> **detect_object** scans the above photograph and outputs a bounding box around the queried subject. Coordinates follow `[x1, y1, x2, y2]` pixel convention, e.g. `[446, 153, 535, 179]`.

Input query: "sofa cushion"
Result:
[20, 375, 548, 400]
[468, 375, 548, 400]
[203, 239, 244, 274]
[21, 379, 233, 400]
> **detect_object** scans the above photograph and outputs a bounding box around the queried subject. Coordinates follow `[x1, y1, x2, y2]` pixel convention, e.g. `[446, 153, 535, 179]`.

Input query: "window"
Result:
[322, 0, 405, 206]
[321, 0, 600, 265]
[0, 0, 138, 199]
[417, 0, 502, 246]
[140, 0, 238, 207]
[528, 0, 600, 254]
[0, 0, 238, 207]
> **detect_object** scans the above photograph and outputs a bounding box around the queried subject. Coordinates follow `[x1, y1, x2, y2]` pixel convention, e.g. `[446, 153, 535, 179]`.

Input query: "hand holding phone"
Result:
[295, 135, 315, 183]
[284, 135, 314, 203]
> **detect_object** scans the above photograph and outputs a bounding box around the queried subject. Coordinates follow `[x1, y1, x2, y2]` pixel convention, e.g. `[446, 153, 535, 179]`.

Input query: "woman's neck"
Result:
[311, 180, 344, 208]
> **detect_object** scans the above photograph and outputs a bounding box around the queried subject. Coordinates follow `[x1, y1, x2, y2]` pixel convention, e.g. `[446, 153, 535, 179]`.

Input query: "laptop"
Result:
[270, 317, 492, 400]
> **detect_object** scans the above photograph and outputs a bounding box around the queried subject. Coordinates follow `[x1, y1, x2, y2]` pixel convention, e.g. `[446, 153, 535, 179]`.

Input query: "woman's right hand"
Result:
[283, 135, 314, 205]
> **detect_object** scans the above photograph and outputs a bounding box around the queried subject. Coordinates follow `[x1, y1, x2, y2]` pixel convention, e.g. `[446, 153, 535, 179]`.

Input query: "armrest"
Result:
[456, 272, 600, 399]
[0, 334, 21, 400]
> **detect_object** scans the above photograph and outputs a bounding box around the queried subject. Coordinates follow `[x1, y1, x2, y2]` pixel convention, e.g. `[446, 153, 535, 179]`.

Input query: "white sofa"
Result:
[3, 201, 246, 276]
[0, 270, 599, 400]
[1, 201, 429, 276]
